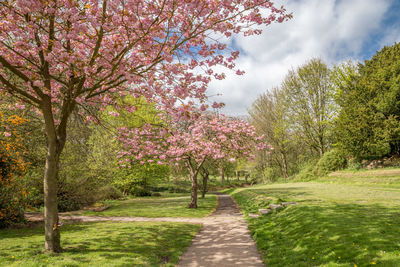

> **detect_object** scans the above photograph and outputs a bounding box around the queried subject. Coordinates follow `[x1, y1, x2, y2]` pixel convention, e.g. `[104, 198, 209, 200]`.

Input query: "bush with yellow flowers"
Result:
[0, 111, 28, 228]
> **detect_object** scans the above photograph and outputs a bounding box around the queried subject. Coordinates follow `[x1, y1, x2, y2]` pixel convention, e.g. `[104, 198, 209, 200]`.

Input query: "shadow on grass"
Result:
[0, 222, 199, 266]
[248, 203, 400, 266]
[231, 187, 314, 214]
[249, 187, 316, 201]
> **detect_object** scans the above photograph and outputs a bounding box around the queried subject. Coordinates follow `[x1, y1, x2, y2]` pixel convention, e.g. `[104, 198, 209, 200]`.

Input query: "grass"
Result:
[80, 193, 217, 218]
[0, 221, 200, 267]
[228, 169, 400, 266]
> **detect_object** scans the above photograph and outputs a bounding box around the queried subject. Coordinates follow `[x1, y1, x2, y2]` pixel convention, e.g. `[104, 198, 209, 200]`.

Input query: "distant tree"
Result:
[281, 58, 334, 157]
[249, 87, 293, 178]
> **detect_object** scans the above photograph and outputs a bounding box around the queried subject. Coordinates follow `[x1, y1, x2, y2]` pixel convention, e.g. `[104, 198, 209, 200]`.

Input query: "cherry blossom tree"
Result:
[0, 0, 289, 252]
[118, 112, 268, 208]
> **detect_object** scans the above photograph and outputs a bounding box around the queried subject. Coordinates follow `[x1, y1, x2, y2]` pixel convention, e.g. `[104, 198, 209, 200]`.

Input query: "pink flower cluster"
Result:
[0, 0, 290, 127]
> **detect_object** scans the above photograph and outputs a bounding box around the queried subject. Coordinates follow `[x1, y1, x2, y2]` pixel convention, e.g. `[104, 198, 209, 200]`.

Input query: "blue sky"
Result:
[209, 0, 400, 116]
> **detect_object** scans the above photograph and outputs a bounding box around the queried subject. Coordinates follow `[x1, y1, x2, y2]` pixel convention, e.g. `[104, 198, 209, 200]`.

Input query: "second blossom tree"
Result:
[118, 111, 268, 208]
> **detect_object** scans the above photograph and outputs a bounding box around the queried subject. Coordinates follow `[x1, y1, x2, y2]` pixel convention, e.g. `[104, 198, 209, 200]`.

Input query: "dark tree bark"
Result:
[186, 158, 206, 209]
[280, 152, 289, 178]
[201, 169, 209, 198]
[188, 173, 198, 208]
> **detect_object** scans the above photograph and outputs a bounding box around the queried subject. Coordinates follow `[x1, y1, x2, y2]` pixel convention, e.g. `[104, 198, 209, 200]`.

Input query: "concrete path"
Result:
[177, 194, 264, 267]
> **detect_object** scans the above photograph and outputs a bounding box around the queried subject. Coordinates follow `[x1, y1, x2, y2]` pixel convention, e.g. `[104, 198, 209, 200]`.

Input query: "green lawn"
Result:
[0, 221, 200, 267]
[229, 170, 400, 266]
[81, 194, 217, 218]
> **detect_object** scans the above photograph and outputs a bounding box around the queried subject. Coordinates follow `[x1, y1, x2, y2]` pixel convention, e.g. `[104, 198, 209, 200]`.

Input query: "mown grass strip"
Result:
[0, 221, 200, 267]
[81, 193, 217, 218]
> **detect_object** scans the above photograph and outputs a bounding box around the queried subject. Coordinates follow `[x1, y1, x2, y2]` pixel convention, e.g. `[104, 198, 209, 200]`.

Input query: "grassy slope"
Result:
[81, 193, 217, 218]
[0, 221, 200, 267]
[229, 169, 400, 267]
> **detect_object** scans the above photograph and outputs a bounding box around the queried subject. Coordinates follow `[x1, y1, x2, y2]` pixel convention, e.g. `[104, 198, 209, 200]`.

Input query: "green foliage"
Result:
[87, 96, 170, 197]
[167, 183, 191, 193]
[334, 42, 400, 159]
[250, 88, 298, 179]
[0, 151, 26, 228]
[250, 58, 335, 182]
[0, 221, 200, 266]
[17, 95, 169, 211]
[313, 149, 347, 176]
[294, 159, 319, 181]
[113, 163, 170, 196]
[282, 58, 334, 157]
[347, 157, 363, 170]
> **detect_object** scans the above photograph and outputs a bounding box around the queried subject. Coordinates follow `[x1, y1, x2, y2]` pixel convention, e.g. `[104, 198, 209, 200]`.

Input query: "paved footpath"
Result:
[25, 194, 264, 267]
[177, 193, 264, 267]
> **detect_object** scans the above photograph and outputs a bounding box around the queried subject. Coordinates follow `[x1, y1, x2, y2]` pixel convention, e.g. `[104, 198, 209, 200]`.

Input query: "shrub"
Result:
[0, 151, 27, 228]
[113, 164, 169, 195]
[168, 184, 189, 193]
[347, 158, 363, 170]
[0, 112, 28, 228]
[314, 149, 347, 176]
[97, 185, 123, 200]
[294, 159, 319, 181]
[129, 186, 152, 197]
[57, 172, 121, 211]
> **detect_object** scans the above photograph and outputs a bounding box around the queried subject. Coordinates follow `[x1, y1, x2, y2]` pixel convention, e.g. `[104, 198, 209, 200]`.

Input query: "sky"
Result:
[208, 0, 400, 116]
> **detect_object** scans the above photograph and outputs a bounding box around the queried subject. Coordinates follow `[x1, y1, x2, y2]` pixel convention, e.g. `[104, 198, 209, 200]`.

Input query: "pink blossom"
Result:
[108, 111, 120, 117]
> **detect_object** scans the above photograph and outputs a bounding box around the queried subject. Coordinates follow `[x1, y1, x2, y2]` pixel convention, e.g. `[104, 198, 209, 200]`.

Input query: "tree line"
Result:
[250, 42, 400, 181]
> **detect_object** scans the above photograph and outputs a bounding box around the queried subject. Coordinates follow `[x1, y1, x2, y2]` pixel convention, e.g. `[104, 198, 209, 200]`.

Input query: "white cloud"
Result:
[209, 0, 393, 116]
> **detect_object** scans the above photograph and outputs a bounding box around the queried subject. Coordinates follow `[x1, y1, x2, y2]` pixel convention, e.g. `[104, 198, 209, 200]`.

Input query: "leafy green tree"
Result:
[281, 58, 335, 157]
[250, 87, 295, 178]
[334, 43, 400, 159]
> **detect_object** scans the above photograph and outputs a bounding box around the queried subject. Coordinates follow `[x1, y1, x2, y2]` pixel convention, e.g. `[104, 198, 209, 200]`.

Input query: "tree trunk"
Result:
[201, 172, 209, 198]
[245, 173, 249, 183]
[42, 97, 72, 253]
[42, 101, 62, 253]
[221, 169, 225, 184]
[188, 173, 198, 208]
[280, 152, 289, 178]
[43, 138, 62, 252]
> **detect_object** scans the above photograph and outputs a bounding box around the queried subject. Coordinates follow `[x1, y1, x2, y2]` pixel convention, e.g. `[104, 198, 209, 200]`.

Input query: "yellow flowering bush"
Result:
[0, 111, 28, 228]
